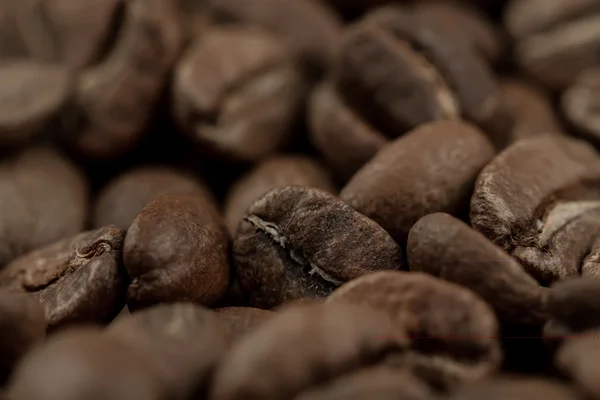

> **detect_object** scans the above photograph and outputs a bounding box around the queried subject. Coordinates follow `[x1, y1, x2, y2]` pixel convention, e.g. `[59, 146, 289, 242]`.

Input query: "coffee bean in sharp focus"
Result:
[340, 120, 495, 246]
[0, 226, 128, 331]
[124, 193, 230, 310]
[233, 186, 402, 309]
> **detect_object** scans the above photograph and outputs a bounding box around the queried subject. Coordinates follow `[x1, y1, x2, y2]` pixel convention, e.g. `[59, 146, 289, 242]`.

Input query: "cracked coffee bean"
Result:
[408, 213, 546, 325]
[224, 155, 336, 236]
[341, 120, 495, 245]
[470, 135, 600, 284]
[0, 289, 46, 384]
[213, 306, 276, 342]
[172, 26, 307, 163]
[93, 165, 215, 230]
[233, 186, 402, 309]
[327, 271, 502, 390]
[562, 67, 600, 146]
[107, 303, 230, 400]
[209, 302, 408, 400]
[0, 226, 128, 331]
[124, 193, 230, 310]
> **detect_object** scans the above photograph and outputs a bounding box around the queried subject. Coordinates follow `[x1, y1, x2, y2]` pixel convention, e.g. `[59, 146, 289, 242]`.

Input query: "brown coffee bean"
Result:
[327, 271, 502, 390]
[107, 303, 229, 400]
[7, 327, 167, 400]
[0, 61, 71, 148]
[0, 226, 128, 331]
[447, 377, 582, 400]
[207, 0, 342, 73]
[177, 0, 213, 43]
[507, 0, 600, 89]
[295, 367, 432, 400]
[341, 120, 495, 245]
[0, 147, 88, 267]
[224, 155, 336, 236]
[233, 186, 402, 308]
[93, 165, 215, 230]
[545, 277, 600, 337]
[308, 82, 387, 180]
[0, 289, 46, 384]
[556, 333, 600, 398]
[172, 26, 306, 163]
[562, 68, 600, 145]
[213, 306, 275, 342]
[124, 193, 229, 310]
[209, 302, 408, 400]
[470, 136, 600, 284]
[408, 213, 546, 324]
[63, 0, 184, 159]
[0, 2, 28, 60]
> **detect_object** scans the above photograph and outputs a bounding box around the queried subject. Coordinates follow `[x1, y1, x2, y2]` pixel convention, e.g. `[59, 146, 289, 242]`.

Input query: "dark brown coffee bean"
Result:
[0, 61, 71, 148]
[0, 289, 46, 384]
[0, 2, 28, 60]
[470, 136, 600, 284]
[207, 0, 342, 73]
[0, 147, 88, 267]
[0, 226, 128, 331]
[447, 377, 582, 400]
[7, 327, 167, 400]
[308, 82, 387, 180]
[209, 302, 408, 400]
[562, 68, 600, 146]
[93, 165, 215, 230]
[295, 367, 432, 400]
[327, 271, 502, 390]
[408, 213, 546, 324]
[107, 303, 229, 400]
[556, 333, 600, 398]
[545, 277, 600, 337]
[214, 306, 275, 342]
[341, 120, 495, 245]
[63, 0, 184, 159]
[506, 0, 600, 89]
[224, 155, 336, 236]
[124, 193, 229, 310]
[177, 0, 213, 43]
[233, 186, 402, 308]
[172, 26, 306, 163]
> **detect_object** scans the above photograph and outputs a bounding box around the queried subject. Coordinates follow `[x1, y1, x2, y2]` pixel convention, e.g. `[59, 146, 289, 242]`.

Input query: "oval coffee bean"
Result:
[341, 120, 495, 245]
[213, 306, 276, 342]
[209, 302, 408, 400]
[556, 333, 600, 398]
[545, 277, 600, 336]
[408, 213, 546, 324]
[124, 193, 230, 310]
[224, 155, 336, 236]
[0, 289, 46, 384]
[0, 226, 128, 330]
[7, 328, 167, 400]
[0, 147, 88, 267]
[107, 303, 229, 400]
[233, 186, 402, 308]
[327, 271, 502, 390]
[93, 165, 215, 230]
[446, 377, 582, 400]
[562, 67, 600, 146]
[470, 135, 600, 284]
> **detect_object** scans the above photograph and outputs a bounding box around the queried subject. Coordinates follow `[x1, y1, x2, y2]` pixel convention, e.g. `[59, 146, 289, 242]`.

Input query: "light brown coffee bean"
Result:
[213, 306, 276, 342]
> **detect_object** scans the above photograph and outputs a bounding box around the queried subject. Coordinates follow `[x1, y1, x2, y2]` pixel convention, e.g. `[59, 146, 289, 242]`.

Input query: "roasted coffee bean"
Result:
[327, 271, 502, 390]
[446, 377, 582, 400]
[172, 26, 306, 163]
[341, 120, 495, 245]
[214, 306, 275, 342]
[233, 186, 402, 308]
[0, 2, 28, 60]
[0, 226, 128, 331]
[207, 0, 342, 74]
[0, 289, 46, 384]
[408, 213, 546, 324]
[124, 193, 229, 310]
[93, 165, 215, 230]
[562, 67, 600, 145]
[0, 147, 88, 267]
[107, 303, 229, 400]
[545, 277, 600, 337]
[224, 155, 336, 236]
[470, 136, 600, 284]
[7, 327, 166, 400]
[177, 0, 213, 44]
[0, 61, 71, 148]
[506, 0, 600, 89]
[209, 302, 408, 400]
[556, 333, 600, 398]
[63, 0, 184, 159]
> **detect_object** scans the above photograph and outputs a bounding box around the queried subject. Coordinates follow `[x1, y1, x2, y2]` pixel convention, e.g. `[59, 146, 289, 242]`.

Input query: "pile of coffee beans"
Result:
[2, 0, 600, 399]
